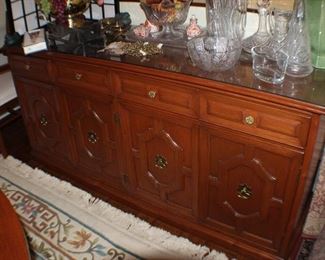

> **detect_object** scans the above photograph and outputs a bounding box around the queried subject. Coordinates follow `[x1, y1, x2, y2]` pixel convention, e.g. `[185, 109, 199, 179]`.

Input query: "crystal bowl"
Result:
[187, 36, 242, 72]
[140, 0, 192, 40]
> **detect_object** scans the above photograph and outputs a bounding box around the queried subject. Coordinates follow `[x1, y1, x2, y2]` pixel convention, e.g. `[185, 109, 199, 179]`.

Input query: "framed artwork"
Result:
[5, 0, 120, 35]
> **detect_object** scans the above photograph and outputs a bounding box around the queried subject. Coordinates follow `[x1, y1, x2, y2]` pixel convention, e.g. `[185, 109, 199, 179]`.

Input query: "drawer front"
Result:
[113, 71, 198, 117]
[54, 61, 111, 94]
[9, 55, 50, 83]
[200, 91, 311, 148]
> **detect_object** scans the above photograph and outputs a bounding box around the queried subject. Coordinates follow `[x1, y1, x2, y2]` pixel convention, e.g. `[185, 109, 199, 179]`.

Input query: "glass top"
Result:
[46, 21, 325, 108]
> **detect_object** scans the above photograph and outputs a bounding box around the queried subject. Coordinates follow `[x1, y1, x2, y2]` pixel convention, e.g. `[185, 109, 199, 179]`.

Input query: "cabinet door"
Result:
[15, 80, 71, 162]
[120, 104, 199, 217]
[199, 126, 303, 252]
[62, 91, 122, 190]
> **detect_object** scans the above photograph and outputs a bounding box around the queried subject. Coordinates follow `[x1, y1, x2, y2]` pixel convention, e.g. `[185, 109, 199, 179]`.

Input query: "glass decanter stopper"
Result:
[242, 0, 272, 53]
[282, 0, 313, 77]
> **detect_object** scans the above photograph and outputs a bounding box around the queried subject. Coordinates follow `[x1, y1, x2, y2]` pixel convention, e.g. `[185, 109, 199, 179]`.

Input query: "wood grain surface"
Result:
[0, 190, 30, 260]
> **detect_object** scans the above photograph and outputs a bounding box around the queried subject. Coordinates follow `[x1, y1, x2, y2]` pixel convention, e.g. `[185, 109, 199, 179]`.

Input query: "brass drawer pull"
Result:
[25, 64, 30, 71]
[39, 114, 48, 127]
[75, 73, 82, 80]
[244, 115, 255, 125]
[87, 131, 98, 144]
[237, 184, 252, 199]
[148, 90, 157, 99]
[154, 154, 168, 169]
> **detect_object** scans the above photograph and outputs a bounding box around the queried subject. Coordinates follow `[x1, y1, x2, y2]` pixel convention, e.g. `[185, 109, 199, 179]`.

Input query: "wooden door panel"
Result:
[122, 104, 198, 216]
[63, 92, 121, 189]
[15, 80, 70, 161]
[199, 127, 303, 251]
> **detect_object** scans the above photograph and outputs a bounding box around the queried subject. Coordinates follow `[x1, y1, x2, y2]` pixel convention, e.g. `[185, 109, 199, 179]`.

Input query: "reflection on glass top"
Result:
[46, 21, 325, 108]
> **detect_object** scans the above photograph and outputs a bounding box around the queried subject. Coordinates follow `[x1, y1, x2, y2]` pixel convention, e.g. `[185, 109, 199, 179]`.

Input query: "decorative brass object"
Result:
[120, 41, 163, 57]
[87, 131, 98, 144]
[237, 183, 252, 199]
[36, 0, 91, 28]
[154, 154, 168, 169]
[25, 64, 30, 71]
[244, 115, 255, 125]
[39, 114, 48, 126]
[148, 90, 157, 99]
[75, 73, 82, 80]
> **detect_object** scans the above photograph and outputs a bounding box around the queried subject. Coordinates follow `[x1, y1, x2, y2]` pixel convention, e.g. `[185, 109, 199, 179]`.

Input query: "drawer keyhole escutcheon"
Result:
[237, 184, 252, 199]
[39, 114, 48, 127]
[244, 115, 255, 125]
[148, 90, 157, 99]
[25, 64, 30, 71]
[75, 73, 82, 80]
[87, 131, 98, 144]
[154, 154, 168, 169]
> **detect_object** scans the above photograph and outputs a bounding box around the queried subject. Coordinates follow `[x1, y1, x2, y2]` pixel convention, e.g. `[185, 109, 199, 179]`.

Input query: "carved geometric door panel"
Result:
[199, 127, 303, 251]
[122, 104, 198, 216]
[63, 92, 121, 189]
[15, 80, 71, 162]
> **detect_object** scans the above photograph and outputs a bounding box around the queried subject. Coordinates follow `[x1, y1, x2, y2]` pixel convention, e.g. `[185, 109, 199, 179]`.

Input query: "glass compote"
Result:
[140, 0, 192, 41]
[242, 0, 272, 53]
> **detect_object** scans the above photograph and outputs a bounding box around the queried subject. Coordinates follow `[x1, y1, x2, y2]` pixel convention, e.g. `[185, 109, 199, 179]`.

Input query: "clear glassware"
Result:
[242, 0, 272, 53]
[265, 8, 292, 52]
[140, 0, 192, 41]
[282, 0, 313, 77]
[305, 0, 325, 69]
[252, 46, 289, 84]
[206, 0, 247, 40]
[187, 0, 246, 72]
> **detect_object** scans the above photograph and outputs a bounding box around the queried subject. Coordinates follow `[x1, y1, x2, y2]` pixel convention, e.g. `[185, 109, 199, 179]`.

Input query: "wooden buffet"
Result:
[6, 44, 325, 259]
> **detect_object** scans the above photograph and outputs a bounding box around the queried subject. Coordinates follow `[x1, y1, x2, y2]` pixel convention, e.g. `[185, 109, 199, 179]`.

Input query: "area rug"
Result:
[0, 156, 228, 260]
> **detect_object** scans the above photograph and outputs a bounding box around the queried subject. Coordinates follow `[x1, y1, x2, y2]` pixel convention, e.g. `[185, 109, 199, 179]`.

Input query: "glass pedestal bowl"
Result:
[140, 0, 192, 41]
[187, 36, 242, 72]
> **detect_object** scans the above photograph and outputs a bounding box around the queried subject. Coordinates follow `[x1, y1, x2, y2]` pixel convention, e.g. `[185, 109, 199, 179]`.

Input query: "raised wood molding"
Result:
[7, 48, 324, 259]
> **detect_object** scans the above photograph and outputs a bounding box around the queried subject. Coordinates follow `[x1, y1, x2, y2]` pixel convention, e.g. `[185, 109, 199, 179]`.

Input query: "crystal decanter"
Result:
[242, 0, 272, 53]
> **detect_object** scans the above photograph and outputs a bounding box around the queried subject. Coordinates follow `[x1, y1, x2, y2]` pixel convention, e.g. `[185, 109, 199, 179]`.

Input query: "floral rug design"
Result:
[0, 156, 227, 260]
[0, 180, 131, 260]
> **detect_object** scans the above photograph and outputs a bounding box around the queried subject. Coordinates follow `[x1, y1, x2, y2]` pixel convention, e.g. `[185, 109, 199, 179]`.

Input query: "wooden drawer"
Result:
[113, 71, 198, 118]
[54, 61, 111, 94]
[200, 91, 311, 148]
[9, 55, 50, 83]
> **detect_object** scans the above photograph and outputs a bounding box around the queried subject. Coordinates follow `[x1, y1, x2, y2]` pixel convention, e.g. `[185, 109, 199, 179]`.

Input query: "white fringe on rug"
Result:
[0, 156, 228, 260]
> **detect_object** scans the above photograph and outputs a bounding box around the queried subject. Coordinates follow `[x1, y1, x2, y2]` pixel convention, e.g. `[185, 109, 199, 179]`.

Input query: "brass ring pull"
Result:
[148, 90, 157, 99]
[154, 154, 168, 169]
[75, 73, 82, 80]
[244, 115, 255, 125]
[39, 114, 48, 127]
[25, 64, 30, 71]
[87, 131, 97, 144]
[237, 184, 252, 199]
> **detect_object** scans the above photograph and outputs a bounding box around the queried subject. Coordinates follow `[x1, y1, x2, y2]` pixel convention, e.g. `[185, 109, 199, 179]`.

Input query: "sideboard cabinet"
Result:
[8, 49, 325, 259]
